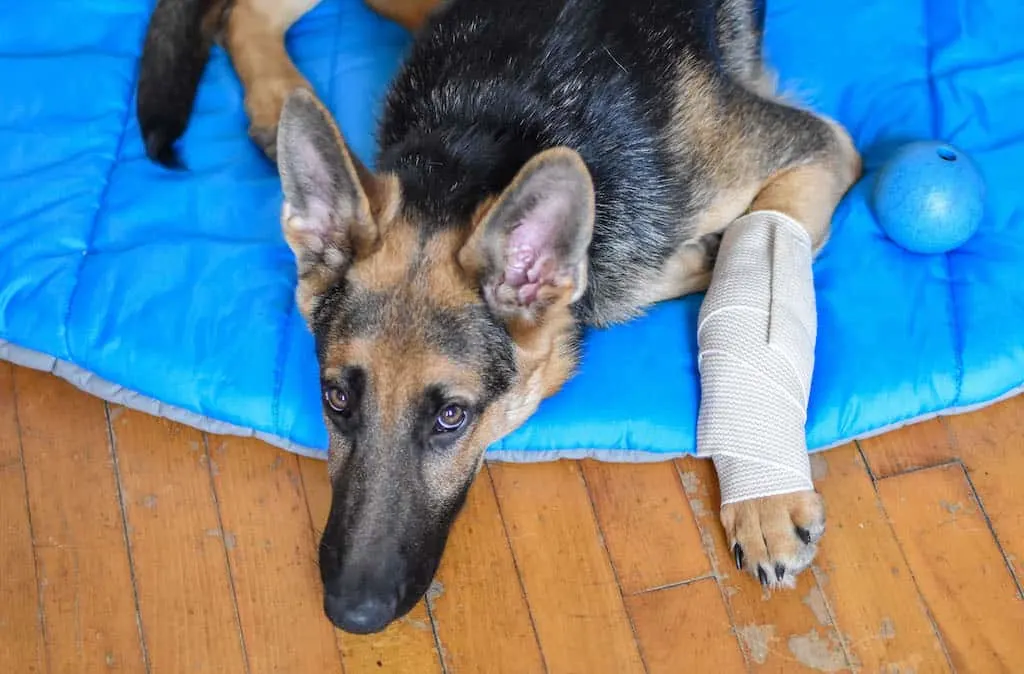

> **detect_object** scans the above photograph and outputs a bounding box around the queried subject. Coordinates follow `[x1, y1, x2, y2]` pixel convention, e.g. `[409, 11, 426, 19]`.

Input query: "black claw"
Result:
[775, 562, 786, 580]
[733, 544, 744, 570]
[757, 566, 769, 586]
[795, 526, 812, 545]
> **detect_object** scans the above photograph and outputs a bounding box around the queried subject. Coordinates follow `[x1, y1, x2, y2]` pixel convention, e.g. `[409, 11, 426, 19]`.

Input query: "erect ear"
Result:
[276, 89, 391, 287]
[459, 147, 595, 324]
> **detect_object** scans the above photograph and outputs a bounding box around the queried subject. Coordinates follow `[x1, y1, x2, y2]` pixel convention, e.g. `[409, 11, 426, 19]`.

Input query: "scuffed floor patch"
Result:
[788, 629, 849, 672]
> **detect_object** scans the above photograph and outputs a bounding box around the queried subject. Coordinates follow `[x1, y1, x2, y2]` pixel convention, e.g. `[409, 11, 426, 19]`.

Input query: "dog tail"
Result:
[136, 0, 229, 169]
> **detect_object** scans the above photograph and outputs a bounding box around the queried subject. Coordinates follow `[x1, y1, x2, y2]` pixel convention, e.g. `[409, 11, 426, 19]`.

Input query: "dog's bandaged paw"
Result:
[696, 210, 823, 589]
[696, 210, 816, 505]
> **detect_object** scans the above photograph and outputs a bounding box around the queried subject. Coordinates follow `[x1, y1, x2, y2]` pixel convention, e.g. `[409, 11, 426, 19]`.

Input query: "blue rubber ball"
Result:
[871, 141, 986, 254]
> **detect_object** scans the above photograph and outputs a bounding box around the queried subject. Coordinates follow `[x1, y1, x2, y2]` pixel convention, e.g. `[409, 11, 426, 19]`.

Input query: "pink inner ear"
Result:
[288, 134, 337, 236]
[502, 193, 571, 305]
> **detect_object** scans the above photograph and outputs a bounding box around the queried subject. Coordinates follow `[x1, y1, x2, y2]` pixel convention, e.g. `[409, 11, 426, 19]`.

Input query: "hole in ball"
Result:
[937, 147, 957, 162]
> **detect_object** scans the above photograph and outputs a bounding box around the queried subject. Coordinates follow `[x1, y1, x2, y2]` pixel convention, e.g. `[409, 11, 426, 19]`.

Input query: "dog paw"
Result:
[244, 78, 313, 163]
[249, 124, 279, 164]
[721, 490, 825, 590]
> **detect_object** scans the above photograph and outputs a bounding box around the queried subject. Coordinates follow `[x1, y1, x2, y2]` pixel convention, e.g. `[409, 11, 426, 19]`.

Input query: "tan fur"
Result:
[667, 56, 752, 186]
[637, 58, 772, 306]
[223, 0, 319, 152]
[643, 184, 761, 303]
[326, 335, 483, 434]
[326, 221, 575, 493]
[465, 302, 578, 477]
[422, 229, 481, 310]
[719, 491, 826, 590]
[346, 216, 419, 291]
[223, 0, 445, 156]
[747, 119, 862, 248]
[638, 56, 862, 306]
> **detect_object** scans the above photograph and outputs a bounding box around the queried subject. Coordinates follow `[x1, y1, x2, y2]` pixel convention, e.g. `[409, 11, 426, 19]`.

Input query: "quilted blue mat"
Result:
[2, 0, 1022, 460]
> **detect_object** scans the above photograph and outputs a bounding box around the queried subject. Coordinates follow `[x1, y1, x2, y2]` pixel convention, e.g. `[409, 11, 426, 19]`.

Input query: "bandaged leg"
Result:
[696, 210, 816, 506]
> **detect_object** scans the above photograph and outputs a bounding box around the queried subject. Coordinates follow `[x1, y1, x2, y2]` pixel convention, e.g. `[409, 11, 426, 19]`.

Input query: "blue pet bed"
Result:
[2, 0, 1022, 460]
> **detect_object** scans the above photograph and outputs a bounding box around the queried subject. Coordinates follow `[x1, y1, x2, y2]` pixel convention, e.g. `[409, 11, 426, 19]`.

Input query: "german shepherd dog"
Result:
[137, 0, 860, 635]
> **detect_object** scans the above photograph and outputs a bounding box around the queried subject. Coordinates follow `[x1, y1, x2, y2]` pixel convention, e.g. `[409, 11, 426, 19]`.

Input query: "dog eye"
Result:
[434, 404, 467, 433]
[324, 386, 352, 416]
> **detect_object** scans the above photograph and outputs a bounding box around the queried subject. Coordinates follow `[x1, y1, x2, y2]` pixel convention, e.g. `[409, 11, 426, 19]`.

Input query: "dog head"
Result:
[276, 89, 595, 634]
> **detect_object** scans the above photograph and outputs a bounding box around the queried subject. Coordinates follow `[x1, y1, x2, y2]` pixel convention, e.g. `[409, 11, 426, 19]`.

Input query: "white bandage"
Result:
[696, 210, 817, 505]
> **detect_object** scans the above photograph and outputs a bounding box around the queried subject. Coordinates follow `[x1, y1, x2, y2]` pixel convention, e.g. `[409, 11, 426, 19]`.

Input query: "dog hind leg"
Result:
[226, 0, 444, 162]
[224, 0, 321, 161]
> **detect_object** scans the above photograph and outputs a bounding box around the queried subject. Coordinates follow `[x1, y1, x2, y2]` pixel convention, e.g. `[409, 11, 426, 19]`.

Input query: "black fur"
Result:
[136, 0, 225, 169]
[377, 0, 768, 326]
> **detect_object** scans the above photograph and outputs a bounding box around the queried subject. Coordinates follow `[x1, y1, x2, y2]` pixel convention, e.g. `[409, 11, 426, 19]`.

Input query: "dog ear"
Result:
[459, 147, 595, 324]
[277, 89, 382, 281]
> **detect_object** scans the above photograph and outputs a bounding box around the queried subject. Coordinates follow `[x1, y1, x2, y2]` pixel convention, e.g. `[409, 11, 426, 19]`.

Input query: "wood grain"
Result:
[13, 367, 147, 674]
[3, 361, 1023, 674]
[675, 456, 851, 673]
[626, 577, 747, 673]
[208, 436, 343, 674]
[0, 363, 46, 674]
[298, 455, 443, 674]
[110, 407, 248, 673]
[581, 459, 711, 595]
[946, 395, 1024, 587]
[430, 468, 546, 674]
[489, 460, 646, 674]
[858, 419, 957, 479]
[810, 445, 951, 673]
[877, 462, 1024, 671]
[0, 363, 21, 466]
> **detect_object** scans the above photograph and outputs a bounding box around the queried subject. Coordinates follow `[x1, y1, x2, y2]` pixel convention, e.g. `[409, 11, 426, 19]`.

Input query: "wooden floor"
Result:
[1, 362, 1022, 673]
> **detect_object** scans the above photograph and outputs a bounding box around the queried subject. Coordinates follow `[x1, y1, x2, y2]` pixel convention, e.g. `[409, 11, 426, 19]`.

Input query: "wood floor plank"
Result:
[208, 436, 343, 674]
[946, 395, 1024, 587]
[877, 463, 1024, 671]
[810, 445, 951, 673]
[581, 459, 711, 595]
[858, 419, 957, 479]
[110, 407, 248, 673]
[626, 578, 747, 673]
[0, 364, 46, 674]
[488, 461, 646, 674]
[676, 456, 851, 673]
[6, 358, 1022, 674]
[0, 465, 46, 674]
[14, 367, 147, 674]
[297, 456, 443, 674]
[430, 468, 546, 674]
[0, 363, 21, 466]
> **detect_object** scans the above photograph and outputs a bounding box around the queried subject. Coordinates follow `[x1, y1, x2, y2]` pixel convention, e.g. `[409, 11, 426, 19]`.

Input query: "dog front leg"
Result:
[224, 0, 321, 161]
[697, 118, 861, 590]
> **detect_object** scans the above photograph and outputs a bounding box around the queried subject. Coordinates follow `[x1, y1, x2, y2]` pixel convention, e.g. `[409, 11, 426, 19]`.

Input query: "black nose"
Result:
[324, 592, 398, 634]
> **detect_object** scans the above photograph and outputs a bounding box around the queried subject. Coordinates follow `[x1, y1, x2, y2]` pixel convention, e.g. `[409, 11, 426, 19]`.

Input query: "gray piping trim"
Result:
[0, 339, 327, 461]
